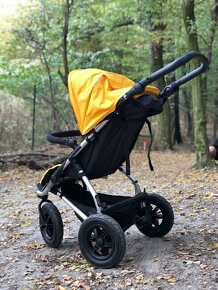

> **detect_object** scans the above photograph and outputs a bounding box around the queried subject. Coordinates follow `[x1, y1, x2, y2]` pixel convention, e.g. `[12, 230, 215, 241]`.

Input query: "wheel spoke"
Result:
[104, 240, 112, 247]
[93, 244, 101, 253]
[152, 206, 163, 219]
[99, 230, 109, 240]
[147, 204, 153, 211]
[101, 246, 111, 255]
[91, 228, 98, 239]
[87, 227, 113, 256]
[153, 218, 160, 227]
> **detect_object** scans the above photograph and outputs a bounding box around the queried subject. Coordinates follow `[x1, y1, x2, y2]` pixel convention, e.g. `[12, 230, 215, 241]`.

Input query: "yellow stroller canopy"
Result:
[68, 68, 159, 135]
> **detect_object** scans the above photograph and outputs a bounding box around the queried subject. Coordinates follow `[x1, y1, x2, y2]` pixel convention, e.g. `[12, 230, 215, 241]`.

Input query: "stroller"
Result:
[37, 51, 208, 268]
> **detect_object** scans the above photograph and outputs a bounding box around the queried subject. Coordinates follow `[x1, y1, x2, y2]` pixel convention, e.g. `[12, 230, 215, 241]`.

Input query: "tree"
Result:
[11, 0, 74, 131]
[183, 0, 217, 167]
[147, 0, 172, 150]
[1, 0, 218, 154]
[151, 38, 172, 150]
[58, 0, 74, 88]
[206, 0, 218, 139]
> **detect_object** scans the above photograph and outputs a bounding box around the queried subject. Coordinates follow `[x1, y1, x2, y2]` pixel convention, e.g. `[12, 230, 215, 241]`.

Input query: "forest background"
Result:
[0, 0, 218, 167]
[0, 1, 218, 288]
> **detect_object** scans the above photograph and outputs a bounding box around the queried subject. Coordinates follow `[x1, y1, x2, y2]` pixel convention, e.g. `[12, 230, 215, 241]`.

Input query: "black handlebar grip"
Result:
[47, 133, 70, 146]
[116, 51, 209, 110]
[139, 51, 209, 88]
[47, 130, 81, 147]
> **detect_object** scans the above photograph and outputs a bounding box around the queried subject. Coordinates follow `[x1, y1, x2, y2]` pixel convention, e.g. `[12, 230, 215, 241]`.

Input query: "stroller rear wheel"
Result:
[78, 214, 126, 268]
[135, 193, 174, 237]
[39, 202, 63, 248]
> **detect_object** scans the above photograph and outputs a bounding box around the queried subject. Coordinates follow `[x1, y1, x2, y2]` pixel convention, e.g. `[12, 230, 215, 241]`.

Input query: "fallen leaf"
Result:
[164, 274, 177, 284]
[211, 243, 218, 250]
[58, 287, 66, 290]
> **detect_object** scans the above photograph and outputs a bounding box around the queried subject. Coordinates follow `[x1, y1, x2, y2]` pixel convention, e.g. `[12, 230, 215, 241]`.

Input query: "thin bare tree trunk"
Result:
[58, 0, 74, 88]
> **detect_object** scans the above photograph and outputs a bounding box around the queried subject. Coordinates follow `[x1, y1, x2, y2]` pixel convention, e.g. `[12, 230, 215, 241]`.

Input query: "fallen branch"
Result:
[0, 151, 67, 171]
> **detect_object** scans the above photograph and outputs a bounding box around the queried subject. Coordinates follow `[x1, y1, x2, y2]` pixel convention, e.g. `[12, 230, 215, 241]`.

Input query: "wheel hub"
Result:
[96, 237, 104, 246]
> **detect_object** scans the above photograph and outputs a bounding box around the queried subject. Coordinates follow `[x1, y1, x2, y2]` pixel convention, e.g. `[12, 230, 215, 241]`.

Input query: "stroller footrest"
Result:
[36, 183, 49, 199]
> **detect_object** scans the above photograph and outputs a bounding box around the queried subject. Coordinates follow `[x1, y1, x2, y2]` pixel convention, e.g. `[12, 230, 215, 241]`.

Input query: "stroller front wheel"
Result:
[135, 193, 174, 237]
[78, 214, 126, 268]
[39, 202, 63, 248]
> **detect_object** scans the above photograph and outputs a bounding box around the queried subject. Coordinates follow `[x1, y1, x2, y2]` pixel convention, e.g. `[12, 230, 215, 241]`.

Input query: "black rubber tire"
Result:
[39, 203, 63, 248]
[135, 193, 174, 237]
[78, 214, 126, 268]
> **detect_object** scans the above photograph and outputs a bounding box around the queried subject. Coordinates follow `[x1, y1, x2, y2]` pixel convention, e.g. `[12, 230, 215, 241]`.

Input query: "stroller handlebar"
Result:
[47, 130, 81, 148]
[117, 51, 209, 109]
[140, 51, 209, 88]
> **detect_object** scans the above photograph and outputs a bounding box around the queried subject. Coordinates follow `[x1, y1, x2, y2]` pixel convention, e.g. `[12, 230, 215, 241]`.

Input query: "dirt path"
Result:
[0, 151, 217, 289]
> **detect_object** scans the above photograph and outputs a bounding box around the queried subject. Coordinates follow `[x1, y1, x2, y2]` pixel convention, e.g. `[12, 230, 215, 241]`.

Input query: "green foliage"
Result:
[0, 0, 217, 152]
[0, 93, 32, 151]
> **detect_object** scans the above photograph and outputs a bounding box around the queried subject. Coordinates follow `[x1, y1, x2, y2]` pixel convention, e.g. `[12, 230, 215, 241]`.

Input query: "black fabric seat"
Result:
[65, 94, 163, 179]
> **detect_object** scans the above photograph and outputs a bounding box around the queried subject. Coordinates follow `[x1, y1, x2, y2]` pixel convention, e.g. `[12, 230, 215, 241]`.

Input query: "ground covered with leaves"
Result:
[0, 151, 217, 290]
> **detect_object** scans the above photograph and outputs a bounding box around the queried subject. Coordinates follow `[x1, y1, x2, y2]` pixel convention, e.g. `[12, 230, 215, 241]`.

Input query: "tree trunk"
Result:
[213, 95, 218, 138]
[151, 39, 172, 150]
[58, 0, 74, 88]
[169, 74, 182, 145]
[182, 0, 211, 167]
[183, 88, 194, 142]
[213, 118, 218, 139]
[209, 1, 218, 140]
[148, 1, 172, 150]
[41, 51, 59, 131]
[173, 88, 182, 144]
